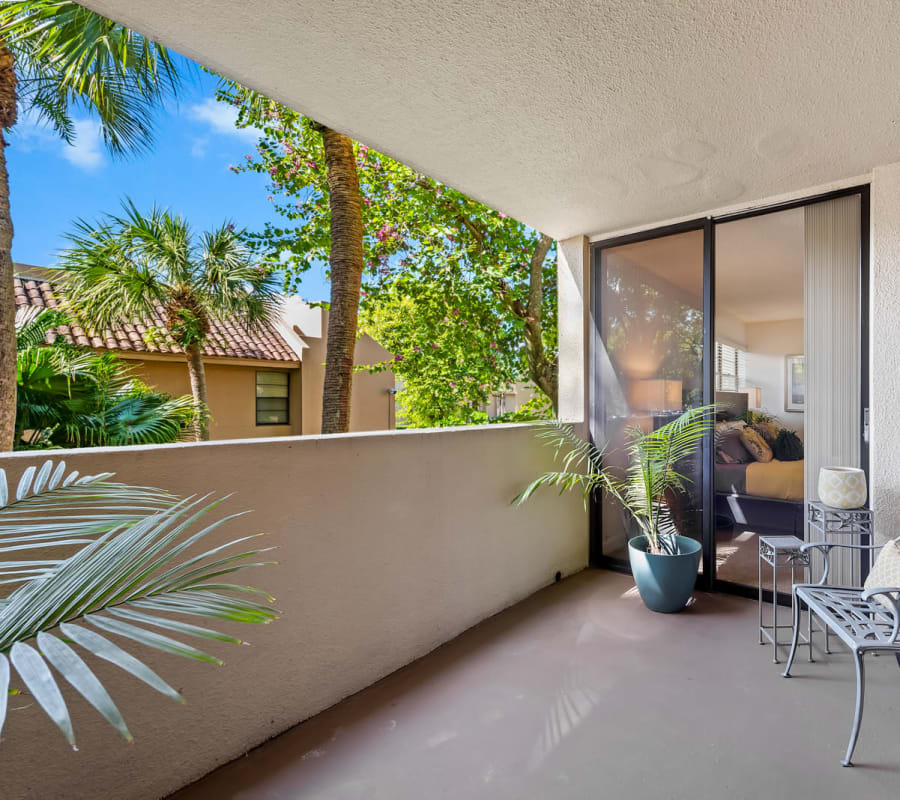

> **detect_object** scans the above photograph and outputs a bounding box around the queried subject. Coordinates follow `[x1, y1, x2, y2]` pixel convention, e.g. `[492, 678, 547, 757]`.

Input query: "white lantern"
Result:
[817, 467, 867, 509]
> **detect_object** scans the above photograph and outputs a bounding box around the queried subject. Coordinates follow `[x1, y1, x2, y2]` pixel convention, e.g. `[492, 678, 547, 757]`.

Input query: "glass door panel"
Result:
[596, 228, 706, 567]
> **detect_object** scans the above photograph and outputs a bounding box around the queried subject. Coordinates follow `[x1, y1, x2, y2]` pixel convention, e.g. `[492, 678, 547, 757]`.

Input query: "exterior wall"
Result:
[298, 312, 396, 434]
[744, 319, 805, 437]
[557, 236, 591, 427]
[0, 425, 587, 799]
[870, 164, 900, 544]
[122, 355, 301, 440]
[563, 173, 898, 542]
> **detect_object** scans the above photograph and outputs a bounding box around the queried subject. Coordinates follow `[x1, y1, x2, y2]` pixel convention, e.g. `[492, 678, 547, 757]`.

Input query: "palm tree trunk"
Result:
[185, 343, 210, 441]
[317, 125, 364, 434]
[0, 43, 17, 451]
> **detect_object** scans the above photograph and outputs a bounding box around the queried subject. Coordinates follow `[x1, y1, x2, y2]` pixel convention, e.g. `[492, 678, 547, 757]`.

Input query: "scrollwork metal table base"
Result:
[758, 535, 812, 664]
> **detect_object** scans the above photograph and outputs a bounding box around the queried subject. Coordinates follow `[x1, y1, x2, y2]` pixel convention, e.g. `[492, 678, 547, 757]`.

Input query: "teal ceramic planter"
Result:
[627, 535, 701, 613]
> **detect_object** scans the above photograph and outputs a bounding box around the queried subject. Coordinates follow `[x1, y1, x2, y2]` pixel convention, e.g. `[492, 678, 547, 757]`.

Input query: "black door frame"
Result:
[589, 184, 871, 599]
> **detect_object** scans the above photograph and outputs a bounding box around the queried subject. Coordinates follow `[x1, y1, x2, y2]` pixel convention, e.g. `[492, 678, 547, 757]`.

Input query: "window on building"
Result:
[715, 342, 746, 392]
[256, 371, 290, 425]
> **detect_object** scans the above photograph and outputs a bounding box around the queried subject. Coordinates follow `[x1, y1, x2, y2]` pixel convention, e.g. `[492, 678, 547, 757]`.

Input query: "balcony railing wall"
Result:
[0, 423, 587, 800]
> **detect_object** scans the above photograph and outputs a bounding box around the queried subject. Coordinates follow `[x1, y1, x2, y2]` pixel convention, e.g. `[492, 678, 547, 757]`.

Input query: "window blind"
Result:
[715, 342, 746, 392]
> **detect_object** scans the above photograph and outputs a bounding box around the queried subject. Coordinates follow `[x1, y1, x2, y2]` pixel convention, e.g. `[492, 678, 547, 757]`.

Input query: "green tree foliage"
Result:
[218, 88, 557, 426]
[58, 201, 282, 440]
[0, 1, 182, 451]
[15, 308, 198, 448]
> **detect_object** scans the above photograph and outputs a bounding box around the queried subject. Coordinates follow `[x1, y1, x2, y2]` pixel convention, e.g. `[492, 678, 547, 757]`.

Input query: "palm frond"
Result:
[0, 463, 277, 749]
[0, 459, 176, 587]
[2, 1, 182, 156]
[516, 406, 717, 552]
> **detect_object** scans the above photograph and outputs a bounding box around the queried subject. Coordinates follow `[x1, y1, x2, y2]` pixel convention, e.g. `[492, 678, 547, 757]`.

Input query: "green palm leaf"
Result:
[516, 405, 717, 553]
[0, 461, 277, 748]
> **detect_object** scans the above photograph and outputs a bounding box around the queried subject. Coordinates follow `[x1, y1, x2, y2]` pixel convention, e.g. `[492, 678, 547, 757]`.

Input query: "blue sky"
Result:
[8, 66, 331, 302]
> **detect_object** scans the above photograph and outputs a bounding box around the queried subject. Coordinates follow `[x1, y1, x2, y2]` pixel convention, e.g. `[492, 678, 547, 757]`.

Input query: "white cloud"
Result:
[186, 98, 260, 143]
[191, 136, 209, 158]
[62, 119, 104, 171]
[11, 110, 105, 171]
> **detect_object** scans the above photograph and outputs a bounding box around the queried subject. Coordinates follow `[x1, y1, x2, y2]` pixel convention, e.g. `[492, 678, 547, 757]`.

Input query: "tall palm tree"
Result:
[0, 1, 181, 451]
[313, 124, 365, 434]
[59, 201, 282, 441]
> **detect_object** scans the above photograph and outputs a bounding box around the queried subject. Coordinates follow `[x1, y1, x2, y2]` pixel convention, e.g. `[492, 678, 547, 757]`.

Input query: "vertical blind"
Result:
[715, 342, 746, 392]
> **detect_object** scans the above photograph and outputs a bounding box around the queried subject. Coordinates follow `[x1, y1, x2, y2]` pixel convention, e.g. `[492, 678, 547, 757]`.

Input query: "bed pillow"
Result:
[863, 539, 900, 611]
[716, 428, 753, 464]
[773, 429, 804, 461]
[752, 421, 779, 446]
[740, 426, 774, 462]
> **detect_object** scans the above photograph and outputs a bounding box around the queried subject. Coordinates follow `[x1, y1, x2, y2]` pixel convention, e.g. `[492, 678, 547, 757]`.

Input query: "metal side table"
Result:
[758, 535, 812, 663]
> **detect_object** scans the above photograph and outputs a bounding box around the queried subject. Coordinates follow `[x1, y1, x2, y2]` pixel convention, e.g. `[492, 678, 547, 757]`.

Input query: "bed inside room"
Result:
[714, 208, 806, 587]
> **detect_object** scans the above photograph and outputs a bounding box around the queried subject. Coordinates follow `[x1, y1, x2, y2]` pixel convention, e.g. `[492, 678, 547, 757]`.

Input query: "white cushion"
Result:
[863, 539, 900, 611]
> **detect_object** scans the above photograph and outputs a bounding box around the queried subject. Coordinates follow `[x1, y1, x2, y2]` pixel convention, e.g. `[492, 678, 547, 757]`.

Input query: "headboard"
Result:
[715, 391, 748, 419]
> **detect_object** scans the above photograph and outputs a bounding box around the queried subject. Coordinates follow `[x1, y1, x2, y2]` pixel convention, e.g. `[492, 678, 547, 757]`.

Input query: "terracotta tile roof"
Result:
[14, 276, 299, 363]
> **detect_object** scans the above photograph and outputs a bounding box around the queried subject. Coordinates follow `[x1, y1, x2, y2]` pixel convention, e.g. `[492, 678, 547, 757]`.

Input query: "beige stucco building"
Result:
[14, 267, 395, 439]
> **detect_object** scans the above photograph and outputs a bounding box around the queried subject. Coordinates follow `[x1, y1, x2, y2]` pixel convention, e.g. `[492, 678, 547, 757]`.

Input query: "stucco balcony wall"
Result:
[0, 424, 588, 800]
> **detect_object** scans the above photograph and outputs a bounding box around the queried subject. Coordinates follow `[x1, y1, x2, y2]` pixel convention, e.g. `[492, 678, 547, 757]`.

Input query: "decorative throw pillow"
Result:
[752, 421, 779, 445]
[773, 429, 804, 461]
[740, 426, 774, 462]
[715, 428, 753, 464]
[863, 539, 900, 611]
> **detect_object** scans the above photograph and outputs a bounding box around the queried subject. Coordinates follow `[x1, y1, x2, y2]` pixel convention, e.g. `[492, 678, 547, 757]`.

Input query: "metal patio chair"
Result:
[782, 540, 900, 767]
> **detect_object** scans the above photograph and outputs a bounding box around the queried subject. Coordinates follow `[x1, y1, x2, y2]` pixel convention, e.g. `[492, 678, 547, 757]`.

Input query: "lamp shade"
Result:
[629, 379, 682, 412]
[817, 467, 867, 509]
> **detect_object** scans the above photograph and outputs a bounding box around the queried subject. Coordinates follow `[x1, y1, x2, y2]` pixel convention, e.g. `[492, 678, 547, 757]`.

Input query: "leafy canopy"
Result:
[0, 1, 182, 153]
[58, 199, 282, 350]
[217, 86, 556, 426]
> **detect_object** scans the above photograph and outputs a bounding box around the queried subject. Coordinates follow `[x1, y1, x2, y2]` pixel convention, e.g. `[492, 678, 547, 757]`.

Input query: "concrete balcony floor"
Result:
[173, 570, 900, 800]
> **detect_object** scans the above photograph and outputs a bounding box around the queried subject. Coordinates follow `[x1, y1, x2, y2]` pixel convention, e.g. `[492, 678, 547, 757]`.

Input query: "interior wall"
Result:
[744, 319, 805, 437]
[716, 312, 747, 349]
[0, 425, 587, 800]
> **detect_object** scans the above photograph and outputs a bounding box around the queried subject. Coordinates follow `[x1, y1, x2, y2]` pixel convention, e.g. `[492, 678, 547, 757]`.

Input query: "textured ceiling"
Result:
[83, 1, 900, 239]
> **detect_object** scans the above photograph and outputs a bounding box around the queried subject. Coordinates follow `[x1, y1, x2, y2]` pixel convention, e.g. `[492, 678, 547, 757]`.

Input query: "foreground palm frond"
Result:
[0, 460, 278, 748]
[515, 406, 717, 554]
[0, 459, 176, 587]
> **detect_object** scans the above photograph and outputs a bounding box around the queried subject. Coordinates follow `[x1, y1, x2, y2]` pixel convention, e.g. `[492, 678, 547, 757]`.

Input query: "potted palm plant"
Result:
[515, 405, 716, 613]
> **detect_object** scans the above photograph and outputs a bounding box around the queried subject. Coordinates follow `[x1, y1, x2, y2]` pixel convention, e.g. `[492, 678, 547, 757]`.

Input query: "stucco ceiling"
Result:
[82, 1, 900, 240]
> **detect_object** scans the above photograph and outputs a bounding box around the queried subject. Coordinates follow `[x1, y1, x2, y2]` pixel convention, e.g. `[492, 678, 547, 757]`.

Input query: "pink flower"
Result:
[359, 144, 369, 157]
[413, 345, 422, 352]
[244, 154, 253, 160]
[498, 211, 507, 218]
[306, 160, 318, 169]
[363, 197, 372, 206]
[490, 341, 498, 349]
[228, 164, 238, 173]
[269, 166, 278, 176]
[431, 343, 439, 349]
[449, 381, 456, 389]
[267, 195, 274, 202]
[394, 354, 403, 362]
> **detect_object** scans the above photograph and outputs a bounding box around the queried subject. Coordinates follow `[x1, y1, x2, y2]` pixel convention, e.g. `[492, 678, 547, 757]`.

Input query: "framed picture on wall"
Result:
[785, 354, 805, 412]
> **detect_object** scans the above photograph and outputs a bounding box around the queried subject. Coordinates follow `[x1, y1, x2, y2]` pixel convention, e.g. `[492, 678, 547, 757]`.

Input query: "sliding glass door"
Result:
[592, 225, 708, 573]
[590, 187, 869, 596]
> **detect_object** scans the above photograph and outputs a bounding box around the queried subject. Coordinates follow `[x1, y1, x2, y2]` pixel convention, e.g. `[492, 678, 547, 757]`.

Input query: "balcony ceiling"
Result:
[83, 1, 900, 240]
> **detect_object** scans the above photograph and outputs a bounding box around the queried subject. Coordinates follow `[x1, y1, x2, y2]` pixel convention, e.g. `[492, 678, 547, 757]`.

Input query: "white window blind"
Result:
[715, 342, 746, 392]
